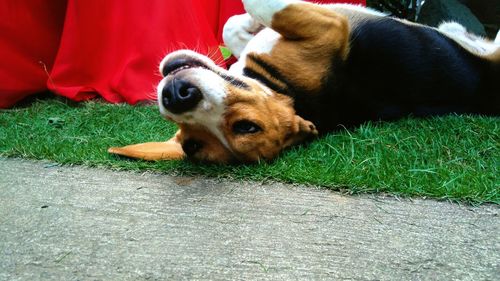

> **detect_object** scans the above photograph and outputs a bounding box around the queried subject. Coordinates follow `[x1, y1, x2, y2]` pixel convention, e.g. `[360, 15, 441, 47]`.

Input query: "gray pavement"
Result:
[0, 158, 498, 280]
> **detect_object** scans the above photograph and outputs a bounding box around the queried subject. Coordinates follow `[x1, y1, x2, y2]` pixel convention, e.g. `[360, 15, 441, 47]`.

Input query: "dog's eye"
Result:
[182, 139, 203, 156]
[232, 120, 262, 134]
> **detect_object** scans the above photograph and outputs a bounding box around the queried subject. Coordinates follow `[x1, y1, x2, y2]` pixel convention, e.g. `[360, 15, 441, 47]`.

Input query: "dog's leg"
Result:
[242, 0, 349, 57]
[243, 0, 348, 45]
[242, 0, 350, 93]
[223, 13, 263, 58]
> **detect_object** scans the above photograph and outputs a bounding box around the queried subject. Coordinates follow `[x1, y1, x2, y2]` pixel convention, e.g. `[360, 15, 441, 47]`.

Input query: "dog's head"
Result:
[157, 50, 318, 163]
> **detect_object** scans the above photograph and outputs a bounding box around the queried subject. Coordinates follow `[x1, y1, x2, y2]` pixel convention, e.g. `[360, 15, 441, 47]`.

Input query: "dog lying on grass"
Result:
[109, 0, 500, 163]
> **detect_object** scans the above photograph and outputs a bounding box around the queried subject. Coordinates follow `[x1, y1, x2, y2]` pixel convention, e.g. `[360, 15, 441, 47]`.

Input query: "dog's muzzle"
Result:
[161, 78, 202, 114]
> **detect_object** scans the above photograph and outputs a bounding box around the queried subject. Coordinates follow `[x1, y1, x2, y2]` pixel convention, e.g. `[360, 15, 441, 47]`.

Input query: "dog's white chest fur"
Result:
[228, 28, 281, 75]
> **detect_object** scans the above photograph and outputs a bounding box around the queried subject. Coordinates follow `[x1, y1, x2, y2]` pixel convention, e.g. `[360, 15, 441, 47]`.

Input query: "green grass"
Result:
[1, 98, 499, 204]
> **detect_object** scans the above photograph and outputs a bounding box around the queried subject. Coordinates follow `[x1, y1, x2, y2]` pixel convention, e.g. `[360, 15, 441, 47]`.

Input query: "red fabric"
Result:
[0, 0, 366, 108]
[0, 0, 67, 108]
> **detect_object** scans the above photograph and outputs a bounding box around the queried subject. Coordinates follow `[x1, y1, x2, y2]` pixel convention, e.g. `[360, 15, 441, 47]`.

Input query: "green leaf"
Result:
[219, 46, 232, 60]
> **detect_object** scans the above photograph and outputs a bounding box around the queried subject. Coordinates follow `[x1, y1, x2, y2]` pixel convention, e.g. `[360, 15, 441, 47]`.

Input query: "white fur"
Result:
[223, 13, 263, 58]
[495, 30, 500, 45]
[228, 27, 281, 75]
[438, 22, 499, 56]
[327, 3, 387, 17]
[242, 0, 298, 27]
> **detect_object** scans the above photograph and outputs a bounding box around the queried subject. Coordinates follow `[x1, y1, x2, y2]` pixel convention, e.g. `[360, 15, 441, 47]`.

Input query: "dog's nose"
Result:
[161, 78, 202, 114]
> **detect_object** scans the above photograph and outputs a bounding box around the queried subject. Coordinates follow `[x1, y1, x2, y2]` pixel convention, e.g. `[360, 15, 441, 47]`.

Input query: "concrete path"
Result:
[0, 158, 498, 280]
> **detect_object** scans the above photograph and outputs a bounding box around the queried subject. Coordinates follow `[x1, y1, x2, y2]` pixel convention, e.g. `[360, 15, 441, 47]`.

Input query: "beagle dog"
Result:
[110, 0, 500, 163]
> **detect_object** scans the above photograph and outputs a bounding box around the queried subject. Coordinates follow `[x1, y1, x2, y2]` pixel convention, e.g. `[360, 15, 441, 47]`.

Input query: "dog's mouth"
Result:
[162, 58, 210, 77]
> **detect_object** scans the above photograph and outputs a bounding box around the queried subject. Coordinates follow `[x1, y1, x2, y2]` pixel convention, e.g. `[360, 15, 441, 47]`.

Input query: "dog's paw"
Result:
[223, 13, 263, 58]
[242, 0, 298, 26]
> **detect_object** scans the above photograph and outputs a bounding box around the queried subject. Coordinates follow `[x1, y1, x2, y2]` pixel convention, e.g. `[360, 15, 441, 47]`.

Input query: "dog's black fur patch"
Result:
[276, 18, 499, 132]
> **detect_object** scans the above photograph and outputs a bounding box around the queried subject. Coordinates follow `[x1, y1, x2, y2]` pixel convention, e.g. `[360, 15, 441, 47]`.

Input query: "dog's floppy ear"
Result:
[108, 130, 185, 161]
[283, 115, 319, 148]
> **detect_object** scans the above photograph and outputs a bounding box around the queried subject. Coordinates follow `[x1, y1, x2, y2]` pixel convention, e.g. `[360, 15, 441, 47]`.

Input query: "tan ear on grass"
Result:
[108, 133, 185, 161]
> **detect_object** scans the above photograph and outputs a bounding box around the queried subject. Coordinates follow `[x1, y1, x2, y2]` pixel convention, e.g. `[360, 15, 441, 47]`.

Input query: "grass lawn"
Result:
[1, 98, 499, 204]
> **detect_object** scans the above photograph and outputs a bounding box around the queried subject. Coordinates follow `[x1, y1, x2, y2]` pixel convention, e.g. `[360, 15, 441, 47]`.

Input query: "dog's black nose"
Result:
[162, 78, 202, 114]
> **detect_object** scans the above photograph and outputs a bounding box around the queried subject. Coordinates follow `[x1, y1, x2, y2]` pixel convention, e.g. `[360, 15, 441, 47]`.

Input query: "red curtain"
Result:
[0, 0, 366, 108]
